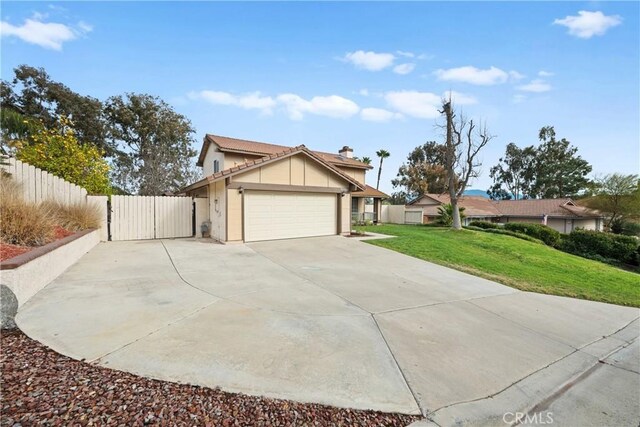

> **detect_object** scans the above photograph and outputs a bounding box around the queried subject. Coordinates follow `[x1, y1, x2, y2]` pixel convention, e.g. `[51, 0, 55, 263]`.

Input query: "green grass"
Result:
[362, 224, 640, 307]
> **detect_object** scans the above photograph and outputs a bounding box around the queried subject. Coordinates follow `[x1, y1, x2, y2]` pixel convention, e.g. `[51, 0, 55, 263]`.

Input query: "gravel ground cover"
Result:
[1, 330, 421, 426]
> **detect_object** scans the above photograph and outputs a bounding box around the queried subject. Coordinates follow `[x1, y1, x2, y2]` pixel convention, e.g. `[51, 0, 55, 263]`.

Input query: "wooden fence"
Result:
[2, 158, 87, 205]
[110, 195, 193, 241]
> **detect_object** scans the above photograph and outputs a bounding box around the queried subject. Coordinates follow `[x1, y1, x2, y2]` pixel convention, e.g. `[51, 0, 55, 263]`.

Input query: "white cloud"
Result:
[393, 63, 416, 75]
[396, 50, 415, 58]
[358, 89, 370, 96]
[443, 91, 478, 106]
[343, 50, 395, 71]
[384, 90, 442, 119]
[77, 21, 93, 33]
[434, 66, 511, 85]
[554, 11, 622, 39]
[0, 15, 91, 50]
[538, 70, 554, 77]
[190, 90, 276, 114]
[277, 94, 359, 120]
[508, 70, 526, 81]
[517, 79, 552, 93]
[192, 90, 359, 120]
[361, 108, 402, 122]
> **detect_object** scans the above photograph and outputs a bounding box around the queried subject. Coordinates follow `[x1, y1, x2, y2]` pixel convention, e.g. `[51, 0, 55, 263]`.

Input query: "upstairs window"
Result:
[213, 159, 220, 173]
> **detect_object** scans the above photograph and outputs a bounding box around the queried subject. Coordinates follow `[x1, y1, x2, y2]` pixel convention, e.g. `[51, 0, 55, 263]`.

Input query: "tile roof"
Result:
[351, 185, 390, 199]
[198, 134, 372, 170]
[493, 198, 598, 218]
[413, 194, 602, 218]
[414, 194, 502, 217]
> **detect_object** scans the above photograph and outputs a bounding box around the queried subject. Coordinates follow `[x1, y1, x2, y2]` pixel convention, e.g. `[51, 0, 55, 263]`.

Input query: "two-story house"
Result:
[183, 134, 388, 242]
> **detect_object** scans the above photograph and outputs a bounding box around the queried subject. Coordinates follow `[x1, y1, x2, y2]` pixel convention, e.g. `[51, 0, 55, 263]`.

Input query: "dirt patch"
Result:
[1, 330, 421, 426]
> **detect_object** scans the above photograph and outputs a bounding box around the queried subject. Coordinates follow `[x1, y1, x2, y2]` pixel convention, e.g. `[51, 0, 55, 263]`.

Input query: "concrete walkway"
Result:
[16, 236, 639, 425]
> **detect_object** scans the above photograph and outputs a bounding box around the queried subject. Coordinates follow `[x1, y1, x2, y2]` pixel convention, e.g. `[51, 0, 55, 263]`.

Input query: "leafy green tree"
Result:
[0, 108, 42, 155]
[487, 143, 537, 200]
[1, 65, 112, 154]
[104, 93, 197, 195]
[391, 141, 449, 203]
[16, 117, 111, 195]
[375, 149, 390, 190]
[360, 156, 372, 165]
[583, 173, 640, 229]
[436, 203, 466, 226]
[532, 126, 592, 198]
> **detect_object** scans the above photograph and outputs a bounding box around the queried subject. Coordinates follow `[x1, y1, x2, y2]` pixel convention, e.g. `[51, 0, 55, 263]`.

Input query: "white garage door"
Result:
[244, 191, 337, 242]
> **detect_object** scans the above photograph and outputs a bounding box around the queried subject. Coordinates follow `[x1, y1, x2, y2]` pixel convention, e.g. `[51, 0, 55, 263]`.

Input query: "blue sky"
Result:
[2, 1, 638, 194]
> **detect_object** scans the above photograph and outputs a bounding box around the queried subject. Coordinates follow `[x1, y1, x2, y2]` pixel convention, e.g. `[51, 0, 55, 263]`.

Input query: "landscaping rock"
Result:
[0, 285, 18, 330]
[1, 330, 421, 426]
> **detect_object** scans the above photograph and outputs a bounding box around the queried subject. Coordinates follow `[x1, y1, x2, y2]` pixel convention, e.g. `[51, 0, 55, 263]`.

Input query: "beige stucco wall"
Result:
[226, 188, 243, 242]
[209, 181, 226, 241]
[3, 230, 100, 307]
[337, 166, 366, 186]
[203, 146, 225, 177]
[340, 193, 351, 234]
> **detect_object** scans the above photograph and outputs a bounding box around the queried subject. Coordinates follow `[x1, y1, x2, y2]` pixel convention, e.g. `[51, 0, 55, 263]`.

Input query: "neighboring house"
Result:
[184, 134, 388, 243]
[410, 194, 604, 233]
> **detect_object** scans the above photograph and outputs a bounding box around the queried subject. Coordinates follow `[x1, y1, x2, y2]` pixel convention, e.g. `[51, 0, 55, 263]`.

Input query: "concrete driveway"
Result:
[16, 236, 640, 425]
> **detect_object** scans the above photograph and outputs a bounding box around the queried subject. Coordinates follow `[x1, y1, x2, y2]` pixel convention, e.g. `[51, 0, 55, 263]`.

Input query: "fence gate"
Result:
[110, 195, 193, 241]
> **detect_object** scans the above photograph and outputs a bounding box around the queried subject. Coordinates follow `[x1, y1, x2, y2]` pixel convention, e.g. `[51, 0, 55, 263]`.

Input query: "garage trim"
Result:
[228, 182, 345, 194]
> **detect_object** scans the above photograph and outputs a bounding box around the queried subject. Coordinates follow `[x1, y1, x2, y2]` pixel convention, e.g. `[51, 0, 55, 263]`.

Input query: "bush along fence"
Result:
[1, 158, 108, 241]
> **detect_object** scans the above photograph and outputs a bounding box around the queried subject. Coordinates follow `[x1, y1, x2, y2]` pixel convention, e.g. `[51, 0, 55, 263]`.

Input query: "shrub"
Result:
[437, 204, 466, 226]
[503, 222, 561, 247]
[16, 117, 112, 195]
[464, 225, 544, 244]
[43, 201, 102, 232]
[561, 230, 639, 266]
[468, 220, 500, 229]
[0, 175, 56, 246]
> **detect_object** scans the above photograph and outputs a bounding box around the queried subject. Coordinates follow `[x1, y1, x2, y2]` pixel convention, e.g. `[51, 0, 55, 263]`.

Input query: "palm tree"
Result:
[375, 149, 390, 189]
[360, 156, 372, 165]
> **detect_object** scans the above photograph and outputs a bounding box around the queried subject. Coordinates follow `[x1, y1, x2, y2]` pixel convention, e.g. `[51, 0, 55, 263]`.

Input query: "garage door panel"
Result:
[244, 191, 337, 242]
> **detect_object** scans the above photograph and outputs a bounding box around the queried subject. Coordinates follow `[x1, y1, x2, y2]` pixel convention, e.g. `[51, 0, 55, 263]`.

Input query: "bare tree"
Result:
[441, 101, 493, 229]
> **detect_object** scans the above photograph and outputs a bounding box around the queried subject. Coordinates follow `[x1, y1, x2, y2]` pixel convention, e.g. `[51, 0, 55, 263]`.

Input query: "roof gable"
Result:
[205, 145, 365, 191]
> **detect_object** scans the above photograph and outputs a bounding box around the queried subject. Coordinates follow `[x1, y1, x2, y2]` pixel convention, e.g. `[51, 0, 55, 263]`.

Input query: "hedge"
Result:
[464, 225, 544, 244]
[468, 220, 500, 229]
[503, 222, 561, 247]
[561, 230, 639, 266]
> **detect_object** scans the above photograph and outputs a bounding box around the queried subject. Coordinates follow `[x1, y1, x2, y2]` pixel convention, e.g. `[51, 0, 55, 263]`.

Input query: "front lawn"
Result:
[361, 224, 640, 307]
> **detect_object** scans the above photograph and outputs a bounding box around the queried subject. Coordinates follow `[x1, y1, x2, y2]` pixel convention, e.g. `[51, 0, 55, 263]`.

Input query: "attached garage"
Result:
[244, 191, 337, 242]
[183, 146, 365, 243]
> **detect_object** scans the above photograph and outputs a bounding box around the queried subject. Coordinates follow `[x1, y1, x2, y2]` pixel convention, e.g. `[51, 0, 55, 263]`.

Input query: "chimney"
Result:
[338, 146, 353, 158]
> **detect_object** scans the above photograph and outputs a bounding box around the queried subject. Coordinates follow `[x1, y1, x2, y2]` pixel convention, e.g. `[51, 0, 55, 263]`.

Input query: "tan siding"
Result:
[224, 153, 261, 169]
[259, 158, 291, 185]
[305, 158, 329, 186]
[226, 188, 243, 241]
[237, 168, 261, 183]
[337, 166, 366, 185]
[290, 156, 305, 186]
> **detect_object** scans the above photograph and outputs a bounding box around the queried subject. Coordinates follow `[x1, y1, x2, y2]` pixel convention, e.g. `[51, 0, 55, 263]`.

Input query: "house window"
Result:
[213, 160, 220, 173]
